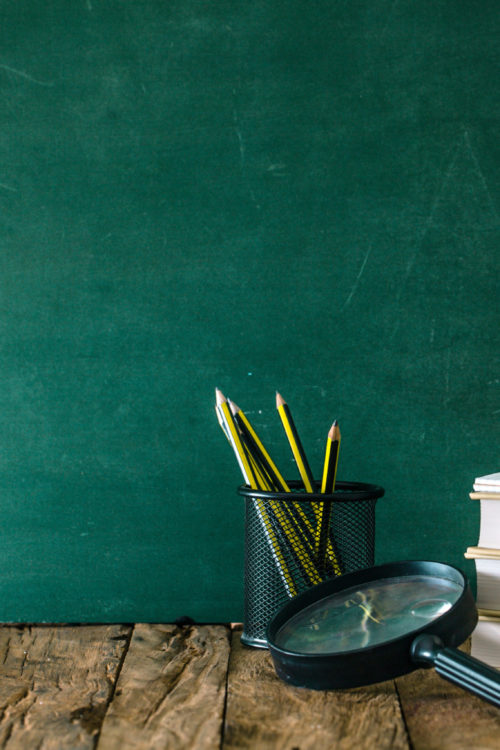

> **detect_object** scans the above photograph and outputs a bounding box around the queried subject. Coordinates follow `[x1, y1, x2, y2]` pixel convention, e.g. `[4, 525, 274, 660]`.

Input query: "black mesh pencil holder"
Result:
[237, 480, 385, 648]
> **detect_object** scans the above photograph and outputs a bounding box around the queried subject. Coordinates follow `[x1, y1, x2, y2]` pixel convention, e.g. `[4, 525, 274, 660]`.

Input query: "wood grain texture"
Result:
[1, 624, 498, 749]
[396, 666, 500, 750]
[97, 624, 231, 750]
[222, 632, 410, 750]
[0, 624, 130, 749]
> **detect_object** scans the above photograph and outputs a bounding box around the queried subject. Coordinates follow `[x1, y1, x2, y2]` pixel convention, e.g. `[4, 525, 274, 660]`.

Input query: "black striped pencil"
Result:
[316, 421, 341, 565]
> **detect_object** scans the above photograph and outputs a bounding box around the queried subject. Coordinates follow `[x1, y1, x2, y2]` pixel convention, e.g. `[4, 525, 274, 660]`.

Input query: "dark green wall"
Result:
[0, 1, 498, 621]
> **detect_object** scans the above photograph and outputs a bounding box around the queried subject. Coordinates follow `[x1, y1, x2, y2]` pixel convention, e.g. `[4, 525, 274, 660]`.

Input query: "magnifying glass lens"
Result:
[275, 574, 464, 654]
[268, 562, 500, 706]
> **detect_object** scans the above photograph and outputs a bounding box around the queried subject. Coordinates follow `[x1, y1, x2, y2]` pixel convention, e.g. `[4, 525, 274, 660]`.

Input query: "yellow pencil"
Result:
[321, 421, 341, 494]
[316, 421, 341, 564]
[275, 392, 315, 493]
[275, 392, 341, 575]
[215, 389, 297, 595]
[230, 400, 290, 492]
[215, 389, 257, 488]
[230, 399, 336, 569]
[217, 391, 321, 586]
[216, 390, 339, 588]
[241, 436, 322, 586]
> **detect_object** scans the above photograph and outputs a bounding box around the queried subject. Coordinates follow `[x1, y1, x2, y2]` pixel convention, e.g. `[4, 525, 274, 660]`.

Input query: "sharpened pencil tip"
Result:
[328, 421, 341, 441]
[228, 399, 240, 415]
[215, 388, 227, 406]
[275, 392, 285, 408]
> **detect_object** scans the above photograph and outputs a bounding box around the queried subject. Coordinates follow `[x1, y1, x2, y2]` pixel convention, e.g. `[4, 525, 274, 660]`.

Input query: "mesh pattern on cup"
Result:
[242, 490, 377, 647]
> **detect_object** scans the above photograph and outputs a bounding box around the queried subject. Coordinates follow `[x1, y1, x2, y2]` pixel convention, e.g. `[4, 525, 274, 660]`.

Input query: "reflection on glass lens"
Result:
[410, 599, 452, 619]
[275, 574, 463, 655]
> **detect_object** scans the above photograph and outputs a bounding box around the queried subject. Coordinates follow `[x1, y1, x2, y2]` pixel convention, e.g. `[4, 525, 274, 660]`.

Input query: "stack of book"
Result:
[464, 472, 500, 668]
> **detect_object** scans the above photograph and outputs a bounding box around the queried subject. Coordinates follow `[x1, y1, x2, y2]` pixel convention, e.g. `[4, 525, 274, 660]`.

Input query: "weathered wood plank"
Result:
[222, 632, 409, 750]
[396, 666, 500, 750]
[0, 624, 130, 749]
[97, 623, 231, 750]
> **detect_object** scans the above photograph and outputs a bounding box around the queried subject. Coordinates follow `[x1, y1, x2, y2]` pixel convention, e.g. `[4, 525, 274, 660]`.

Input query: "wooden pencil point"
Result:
[276, 392, 286, 408]
[228, 400, 240, 415]
[215, 388, 227, 406]
[330, 422, 341, 442]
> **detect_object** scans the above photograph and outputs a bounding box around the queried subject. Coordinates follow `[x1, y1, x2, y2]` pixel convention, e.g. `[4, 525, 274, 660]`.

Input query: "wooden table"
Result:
[0, 623, 498, 749]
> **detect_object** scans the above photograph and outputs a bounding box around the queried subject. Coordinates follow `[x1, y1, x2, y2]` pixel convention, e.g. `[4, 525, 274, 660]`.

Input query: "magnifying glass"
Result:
[267, 560, 500, 707]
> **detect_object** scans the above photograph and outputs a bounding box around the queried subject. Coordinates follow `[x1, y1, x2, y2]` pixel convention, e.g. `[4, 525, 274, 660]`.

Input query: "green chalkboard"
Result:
[0, 1, 498, 622]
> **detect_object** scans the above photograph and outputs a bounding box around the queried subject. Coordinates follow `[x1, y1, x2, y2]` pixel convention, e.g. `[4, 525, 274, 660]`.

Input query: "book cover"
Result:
[473, 472, 500, 493]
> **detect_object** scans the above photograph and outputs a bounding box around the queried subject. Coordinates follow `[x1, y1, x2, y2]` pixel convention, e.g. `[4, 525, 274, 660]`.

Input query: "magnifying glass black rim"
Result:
[266, 560, 477, 690]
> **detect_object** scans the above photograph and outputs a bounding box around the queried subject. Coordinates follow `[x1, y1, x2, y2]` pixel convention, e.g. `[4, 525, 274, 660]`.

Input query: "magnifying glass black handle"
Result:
[411, 634, 500, 708]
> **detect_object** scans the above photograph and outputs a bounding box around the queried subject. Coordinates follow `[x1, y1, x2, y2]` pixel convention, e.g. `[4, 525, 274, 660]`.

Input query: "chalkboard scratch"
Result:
[390, 133, 464, 339]
[0, 182, 17, 192]
[235, 126, 245, 166]
[233, 105, 259, 208]
[233, 109, 245, 167]
[392, 129, 497, 336]
[413, 137, 462, 259]
[0, 64, 54, 87]
[342, 245, 372, 309]
[444, 349, 451, 399]
[268, 163, 288, 178]
[308, 385, 327, 398]
[463, 130, 500, 222]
